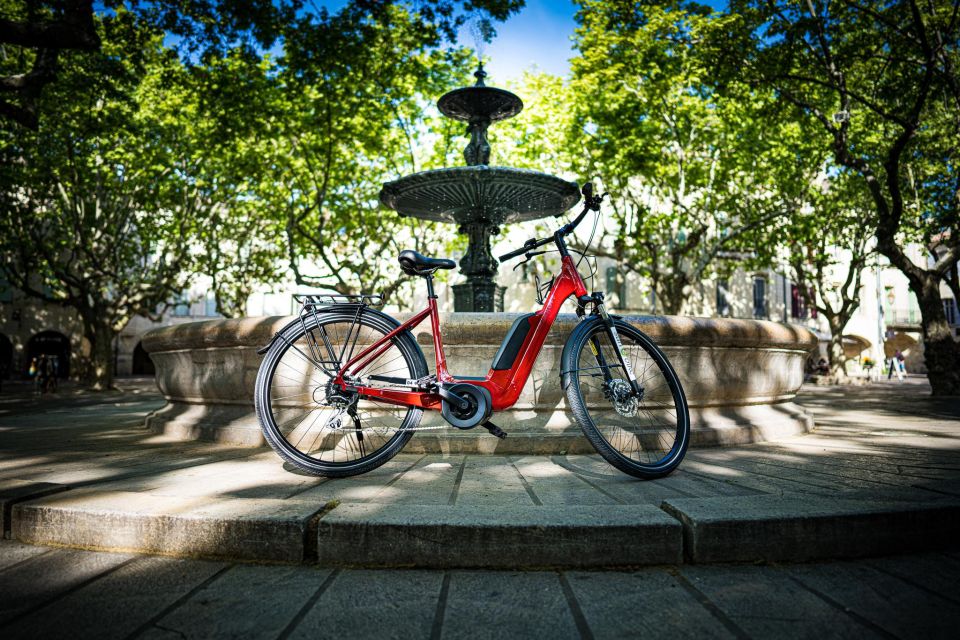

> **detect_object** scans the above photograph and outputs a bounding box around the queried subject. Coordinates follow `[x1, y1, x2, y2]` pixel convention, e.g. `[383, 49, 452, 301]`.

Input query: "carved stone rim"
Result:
[143, 314, 819, 354]
[437, 86, 523, 122]
[379, 166, 581, 224]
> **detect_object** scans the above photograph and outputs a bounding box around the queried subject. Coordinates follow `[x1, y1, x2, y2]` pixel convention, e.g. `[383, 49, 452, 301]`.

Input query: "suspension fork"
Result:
[588, 334, 614, 384]
[596, 303, 642, 396]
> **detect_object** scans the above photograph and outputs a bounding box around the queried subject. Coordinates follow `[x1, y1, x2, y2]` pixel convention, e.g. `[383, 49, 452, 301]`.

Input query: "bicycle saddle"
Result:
[398, 250, 456, 275]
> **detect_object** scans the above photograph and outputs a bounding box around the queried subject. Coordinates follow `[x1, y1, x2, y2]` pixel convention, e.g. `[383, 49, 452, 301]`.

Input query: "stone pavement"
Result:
[0, 377, 958, 569]
[3, 539, 960, 639]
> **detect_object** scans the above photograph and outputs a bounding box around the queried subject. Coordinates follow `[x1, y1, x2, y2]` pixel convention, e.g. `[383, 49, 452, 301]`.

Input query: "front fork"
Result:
[591, 302, 642, 397]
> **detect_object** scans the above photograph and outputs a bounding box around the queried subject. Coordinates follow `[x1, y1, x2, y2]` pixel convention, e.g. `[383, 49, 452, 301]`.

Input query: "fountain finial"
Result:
[473, 61, 487, 87]
[436, 59, 523, 166]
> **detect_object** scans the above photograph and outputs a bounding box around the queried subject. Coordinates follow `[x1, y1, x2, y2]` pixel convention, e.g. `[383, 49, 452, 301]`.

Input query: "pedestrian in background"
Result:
[888, 350, 905, 382]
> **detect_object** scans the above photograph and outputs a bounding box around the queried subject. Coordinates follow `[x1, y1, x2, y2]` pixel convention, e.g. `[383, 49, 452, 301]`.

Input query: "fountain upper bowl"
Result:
[379, 166, 581, 225]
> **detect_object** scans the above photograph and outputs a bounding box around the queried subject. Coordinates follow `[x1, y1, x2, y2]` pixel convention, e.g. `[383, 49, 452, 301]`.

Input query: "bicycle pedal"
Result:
[482, 421, 508, 439]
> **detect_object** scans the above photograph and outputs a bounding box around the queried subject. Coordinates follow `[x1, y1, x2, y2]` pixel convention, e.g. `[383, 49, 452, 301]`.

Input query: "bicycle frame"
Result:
[332, 254, 589, 412]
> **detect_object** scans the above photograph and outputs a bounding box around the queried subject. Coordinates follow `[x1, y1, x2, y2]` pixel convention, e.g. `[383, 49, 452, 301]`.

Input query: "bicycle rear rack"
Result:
[284, 293, 385, 373]
[293, 293, 384, 311]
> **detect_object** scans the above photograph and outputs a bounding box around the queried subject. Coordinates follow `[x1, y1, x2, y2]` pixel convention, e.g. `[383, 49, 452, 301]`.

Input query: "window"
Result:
[753, 277, 767, 319]
[172, 292, 190, 317]
[605, 266, 626, 308]
[945, 298, 959, 326]
[716, 280, 731, 317]
[790, 284, 814, 319]
[205, 294, 218, 317]
[790, 284, 807, 320]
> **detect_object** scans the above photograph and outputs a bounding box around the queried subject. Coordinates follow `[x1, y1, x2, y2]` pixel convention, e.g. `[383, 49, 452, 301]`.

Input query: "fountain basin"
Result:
[380, 166, 580, 224]
[142, 314, 817, 452]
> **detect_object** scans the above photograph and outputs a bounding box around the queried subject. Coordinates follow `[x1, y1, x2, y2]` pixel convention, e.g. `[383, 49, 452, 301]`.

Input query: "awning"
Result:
[842, 334, 872, 358]
[884, 332, 918, 357]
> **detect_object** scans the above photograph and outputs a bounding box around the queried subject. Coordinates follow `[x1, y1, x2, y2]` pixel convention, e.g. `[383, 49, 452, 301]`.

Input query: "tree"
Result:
[0, 0, 297, 129]
[716, 0, 960, 394]
[250, 3, 486, 306]
[150, 51, 287, 318]
[0, 14, 203, 388]
[787, 173, 877, 377]
[564, 0, 813, 315]
[0, 0, 523, 130]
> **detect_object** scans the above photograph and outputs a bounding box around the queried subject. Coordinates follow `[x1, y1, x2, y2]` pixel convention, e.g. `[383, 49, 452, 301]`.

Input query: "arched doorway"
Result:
[131, 341, 155, 376]
[0, 333, 12, 379]
[26, 330, 70, 378]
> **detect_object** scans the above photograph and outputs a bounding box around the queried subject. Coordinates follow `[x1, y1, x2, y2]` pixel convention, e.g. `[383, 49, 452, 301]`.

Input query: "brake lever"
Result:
[512, 250, 547, 270]
[587, 192, 609, 211]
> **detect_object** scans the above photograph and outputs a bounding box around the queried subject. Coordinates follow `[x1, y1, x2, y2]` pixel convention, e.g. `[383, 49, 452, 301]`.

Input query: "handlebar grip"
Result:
[582, 182, 593, 198]
[499, 246, 530, 263]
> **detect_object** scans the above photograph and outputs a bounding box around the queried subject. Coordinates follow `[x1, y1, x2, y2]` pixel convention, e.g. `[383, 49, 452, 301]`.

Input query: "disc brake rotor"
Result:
[606, 379, 640, 417]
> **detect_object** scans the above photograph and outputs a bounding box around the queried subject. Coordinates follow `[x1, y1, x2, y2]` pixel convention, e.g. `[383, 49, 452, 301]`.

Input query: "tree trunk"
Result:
[659, 275, 689, 315]
[913, 276, 960, 396]
[826, 314, 847, 378]
[81, 316, 116, 391]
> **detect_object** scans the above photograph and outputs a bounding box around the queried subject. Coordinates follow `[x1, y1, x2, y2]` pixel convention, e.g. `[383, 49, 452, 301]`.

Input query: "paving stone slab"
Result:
[662, 492, 960, 563]
[12, 490, 330, 562]
[565, 569, 737, 638]
[0, 480, 70, 537]
[440, 571, 580, 639]
[784, 560, 960, 637]
[0, 547, 136, 626]
[288, 569, 442, 640]
[316, 503, 682, 568]
[138, 563, 331, 640]
[1, 554, 227, 640]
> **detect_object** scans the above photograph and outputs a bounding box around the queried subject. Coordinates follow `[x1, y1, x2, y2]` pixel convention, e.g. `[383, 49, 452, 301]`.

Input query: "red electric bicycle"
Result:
[254, 184, 690, 479]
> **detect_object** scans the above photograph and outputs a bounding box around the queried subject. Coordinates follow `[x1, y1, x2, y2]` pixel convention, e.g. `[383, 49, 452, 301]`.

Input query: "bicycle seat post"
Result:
[424, 273, 437, 299]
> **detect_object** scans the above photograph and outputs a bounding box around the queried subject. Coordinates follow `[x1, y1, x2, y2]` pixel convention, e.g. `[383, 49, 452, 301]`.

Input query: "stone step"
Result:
[315, 503, 683, 568]
[661, 491, 960, 563]
[9, 485, 960, 567]
[0, 480, 70, 538]
[11, 490, 331, 563]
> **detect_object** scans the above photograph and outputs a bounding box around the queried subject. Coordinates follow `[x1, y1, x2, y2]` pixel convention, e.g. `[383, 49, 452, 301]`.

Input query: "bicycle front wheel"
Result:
[562, 318, 690, 479]
[254, 309, 428, 477]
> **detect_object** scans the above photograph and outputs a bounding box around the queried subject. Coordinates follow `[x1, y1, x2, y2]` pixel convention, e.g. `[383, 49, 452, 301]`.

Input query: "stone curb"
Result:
[315, 503, 683, 568]
[9, 487, 960, 567]
[661, 493, 960, 563]
[12, 490, 328, 563]
[0, 481, 71, 538]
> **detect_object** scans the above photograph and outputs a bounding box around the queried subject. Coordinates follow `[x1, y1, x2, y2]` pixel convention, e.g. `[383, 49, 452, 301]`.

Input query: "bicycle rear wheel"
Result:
[563, 318, 690, 479]
[254, 309, 427, 477]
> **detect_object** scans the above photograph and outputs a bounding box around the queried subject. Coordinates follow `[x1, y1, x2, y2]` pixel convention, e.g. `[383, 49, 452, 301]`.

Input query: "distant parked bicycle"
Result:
[254, 183, 690, 479]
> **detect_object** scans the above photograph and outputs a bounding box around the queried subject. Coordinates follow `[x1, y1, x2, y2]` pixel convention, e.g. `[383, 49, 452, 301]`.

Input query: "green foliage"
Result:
[227, 2, 477, 306]
[713, 0, 960, 393]
[563, 0, 816, 314]
[0, 13, 198, 386]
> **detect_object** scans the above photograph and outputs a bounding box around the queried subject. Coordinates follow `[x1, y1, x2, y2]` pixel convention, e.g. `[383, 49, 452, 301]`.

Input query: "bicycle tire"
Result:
[562, 317, 690, 479]
[254, 308, 428, 477]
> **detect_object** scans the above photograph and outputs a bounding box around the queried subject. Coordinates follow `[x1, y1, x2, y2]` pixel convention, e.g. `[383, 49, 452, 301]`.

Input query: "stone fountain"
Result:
[141, 59, 819, 452]
[379, 63, 580, 311]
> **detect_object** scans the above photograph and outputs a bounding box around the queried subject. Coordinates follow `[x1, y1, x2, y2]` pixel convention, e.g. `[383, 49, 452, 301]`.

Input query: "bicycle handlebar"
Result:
[498, 236, 553, 263]
[498, 182, 607, 264]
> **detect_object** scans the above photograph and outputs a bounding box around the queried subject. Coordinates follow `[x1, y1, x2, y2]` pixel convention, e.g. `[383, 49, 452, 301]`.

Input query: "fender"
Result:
[256, 304, 415, 357]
